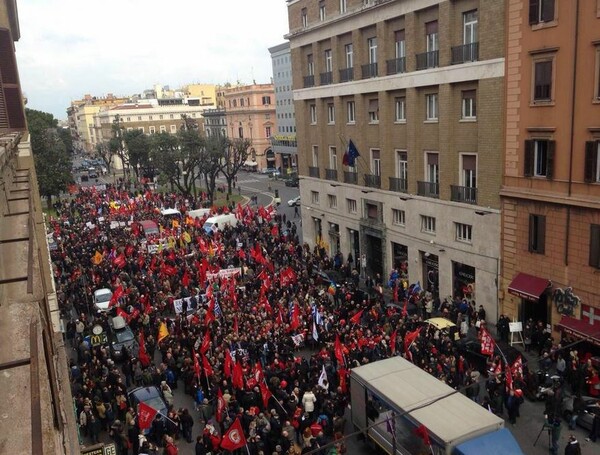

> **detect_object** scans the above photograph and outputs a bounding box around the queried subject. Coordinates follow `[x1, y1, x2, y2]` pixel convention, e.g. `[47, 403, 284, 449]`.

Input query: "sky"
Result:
[15, 0, 290, 120]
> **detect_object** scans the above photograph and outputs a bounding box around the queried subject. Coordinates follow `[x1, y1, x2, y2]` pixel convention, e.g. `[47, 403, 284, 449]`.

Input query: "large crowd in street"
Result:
[52, 184, 600, 455]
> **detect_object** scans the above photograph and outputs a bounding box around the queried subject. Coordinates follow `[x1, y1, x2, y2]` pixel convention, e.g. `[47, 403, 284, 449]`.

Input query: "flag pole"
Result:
[245, 443, 251, 455]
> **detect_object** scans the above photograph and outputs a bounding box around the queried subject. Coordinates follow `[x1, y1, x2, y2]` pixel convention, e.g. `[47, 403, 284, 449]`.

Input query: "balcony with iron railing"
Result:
[344, 171, 358, 184]
[308, 166, 320, 178]
[417, 181, 439, 198]
[320, 72, 333, 85]
[416, 50, 439, 70]
[389, 177, 408, 193]
[361, 62, 378, 79]
[451, 42, 479, 65]
[339, 67, 354, 82]
[386, 57, 406, 75]
[325, 169, 338, 181]
[364, 174, 381, 188]
[450, 185, 477, 204]
[303, 75, 315, 88]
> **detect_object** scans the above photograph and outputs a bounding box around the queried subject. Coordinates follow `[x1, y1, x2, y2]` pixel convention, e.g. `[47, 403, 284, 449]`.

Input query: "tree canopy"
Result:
[26, 108, 73, 204]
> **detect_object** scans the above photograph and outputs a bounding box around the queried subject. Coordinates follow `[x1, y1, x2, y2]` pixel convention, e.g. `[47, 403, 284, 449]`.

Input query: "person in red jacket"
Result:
[163, 435, 178, 455]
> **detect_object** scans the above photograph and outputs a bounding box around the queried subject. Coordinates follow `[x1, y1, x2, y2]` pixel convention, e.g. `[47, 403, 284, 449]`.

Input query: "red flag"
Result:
[109, 285, 124, 307]
[259, 381, 273, 408]
[193, 353, 201, 380]
[232, 360, 244, 390]
[182, 269, 190, 287]
[220, 417, 247, 451]
[200, 330, 211, 355]
[349, 309, 364, 325]
[202, 355, 214, 377]
[216, 388, 226, 422]
[403, 327, 421, 353]
[138, 330, 151, 367]
[338, 367, 348, 393]
[479, 327, 495, 356]
[505, 365, 513, 391]
[414, 424, 431, 446]
[290, 304, 300, 330]
[205, 298, 216, 325]
[137, 402, 158, 431]
[113, 254, 126, 269]
[511, 356, 523, 378]
[390, 329, 398, 355]
[334, 334, 344, 365]
[116, 307, 128, 320]
[224, 349, 233, 378]
[254, 362, 265, 384]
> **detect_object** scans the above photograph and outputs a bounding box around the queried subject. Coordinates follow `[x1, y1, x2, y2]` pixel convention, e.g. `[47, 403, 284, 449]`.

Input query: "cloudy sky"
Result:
[16, 0, 290, 120]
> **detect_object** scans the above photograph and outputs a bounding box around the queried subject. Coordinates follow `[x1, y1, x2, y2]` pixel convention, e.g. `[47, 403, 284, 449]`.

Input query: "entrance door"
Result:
[521, 295, 549, 326]
[365, 234, 383, 277]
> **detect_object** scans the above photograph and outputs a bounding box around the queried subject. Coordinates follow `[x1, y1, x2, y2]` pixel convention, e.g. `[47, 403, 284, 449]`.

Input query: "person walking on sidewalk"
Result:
[564, 435, 581, 455]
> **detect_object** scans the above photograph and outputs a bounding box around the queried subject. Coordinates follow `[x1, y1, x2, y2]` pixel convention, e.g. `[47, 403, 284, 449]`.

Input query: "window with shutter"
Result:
[545, 140, 555, 180]
[0, 28, 25, 131]
[534, 60, 552, 101]
[590, 225, 600, 268]
[524, 140, 534, 177]
[529, 0, 540, 24]
[529, 214, 546, 254]
[584, 141, 599, 183]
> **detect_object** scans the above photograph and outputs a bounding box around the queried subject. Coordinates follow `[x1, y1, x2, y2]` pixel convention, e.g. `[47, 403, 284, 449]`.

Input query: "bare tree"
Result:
[220, 137, 252, 196]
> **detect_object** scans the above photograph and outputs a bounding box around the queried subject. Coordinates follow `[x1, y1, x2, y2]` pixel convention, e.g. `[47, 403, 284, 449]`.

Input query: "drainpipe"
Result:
[565, 0, 580, 266]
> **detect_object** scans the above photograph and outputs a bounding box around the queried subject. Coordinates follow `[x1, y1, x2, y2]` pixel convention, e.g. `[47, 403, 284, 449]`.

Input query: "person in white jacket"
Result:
[302, 389, 317, 418]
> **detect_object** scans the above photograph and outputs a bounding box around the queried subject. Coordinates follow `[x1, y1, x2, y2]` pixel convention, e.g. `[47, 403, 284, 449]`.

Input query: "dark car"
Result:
[456, 337, 525, 374]
[284, 177, 299, 187]
[108, 316, 139, 361]
[562, 395, 600, 431]
[128, 386, 169, 433]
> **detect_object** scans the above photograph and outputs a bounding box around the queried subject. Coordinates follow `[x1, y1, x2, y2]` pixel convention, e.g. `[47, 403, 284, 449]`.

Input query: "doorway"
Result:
[365, 234, 383, 278]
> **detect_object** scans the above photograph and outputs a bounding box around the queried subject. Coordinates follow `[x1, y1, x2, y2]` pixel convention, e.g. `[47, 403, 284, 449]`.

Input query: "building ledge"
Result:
[500, 186, 600, 210]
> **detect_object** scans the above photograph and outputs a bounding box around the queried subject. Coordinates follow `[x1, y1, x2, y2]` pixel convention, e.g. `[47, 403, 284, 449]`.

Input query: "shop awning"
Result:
[557, 316, 600, 347]
[507, 272, 550, 301]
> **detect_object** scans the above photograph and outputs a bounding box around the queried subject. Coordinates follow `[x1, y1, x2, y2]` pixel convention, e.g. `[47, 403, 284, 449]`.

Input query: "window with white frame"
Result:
[368, 99, 379, 123]
[347, 101, 355, 123]
[319, 1, 326, 21]
[312, 146, 319, 167]
[371, 149, 381, 176]
[461, 155, 477, 188]
[170, 125, 177, 133]
[455, 223, 473, 243]
[426, 93, 438, 120]
[395, 97, 406, 122]
[138, 127, 144, 133]
[310, 104, 317, 124]
[463, 10, 478, 45]
[160, 125, 166, 133]
[347, 198, 357, 214]
[311, 191, 320, 205]
[392, 209, 406, 226]
[329, 146, 337, 170]
[421, 215, 436, 234]
[397, 150, 408, 180]
[149, 126, 156, 134]
[328, 194, 337, 209]
[126, 127, 133, 132]
[340, 0, 347, 13]
[301, 8, 308, 27]
[395, 30, 406, 59]
[327, 103, 335, 124]
[368, 37, 377, 64]
[159, 115, 163, 120]
[324, 49, 333, 72]
[461, 90, 477, 119]
[345, 44, 353, 68]
[426, 152, 439, 184]
[138, 116, 142, 121]
[169, 114, 174, 119]
[265, 126, 271, 137]
[307, 54, 314, 76]
[426, 21, 439, 52]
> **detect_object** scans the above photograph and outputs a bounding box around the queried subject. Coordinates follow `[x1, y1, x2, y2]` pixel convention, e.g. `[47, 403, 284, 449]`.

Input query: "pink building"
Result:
[224, 84, 277, 171]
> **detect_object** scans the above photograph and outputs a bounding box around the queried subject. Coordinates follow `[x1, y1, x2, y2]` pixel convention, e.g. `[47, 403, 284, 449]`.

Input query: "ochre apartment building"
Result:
[501, 0, 600, 344]
[287, 0, 505, 318]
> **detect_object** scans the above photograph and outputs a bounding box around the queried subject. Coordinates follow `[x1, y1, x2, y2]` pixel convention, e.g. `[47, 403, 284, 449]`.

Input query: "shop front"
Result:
[422, 252, 439, 298]
[329, 223, 340, 256]
[507, 272, 551, 325]
[392, 242, 409, 280]
[452, 261, 476, 301]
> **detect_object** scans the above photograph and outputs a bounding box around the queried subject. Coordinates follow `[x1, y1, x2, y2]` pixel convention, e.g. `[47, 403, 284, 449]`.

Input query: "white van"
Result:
[94, 288, 113, 312]
[187, 208, 212, 220]
[203, 214, 238, 233]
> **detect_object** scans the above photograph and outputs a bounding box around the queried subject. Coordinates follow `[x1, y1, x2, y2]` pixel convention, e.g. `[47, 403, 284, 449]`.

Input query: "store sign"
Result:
[553, 287, 580, 316]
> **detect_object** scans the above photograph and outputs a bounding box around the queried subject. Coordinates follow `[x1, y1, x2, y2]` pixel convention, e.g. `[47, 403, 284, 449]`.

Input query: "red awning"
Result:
[557, 316, 600, 347]
[507, 272, 550, 302]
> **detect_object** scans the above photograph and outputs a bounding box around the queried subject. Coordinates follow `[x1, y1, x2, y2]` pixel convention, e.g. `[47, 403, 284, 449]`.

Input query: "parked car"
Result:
[128, 386, 168, 434]
[93, 288, 113, 312]
[562, 395, 600, 431]
[456, 337, 525, 375]
[108, 315, 139, 361]
[287, 196, 301, 207]
[284, 177, 299, 187]
[260, 167, 277, 175]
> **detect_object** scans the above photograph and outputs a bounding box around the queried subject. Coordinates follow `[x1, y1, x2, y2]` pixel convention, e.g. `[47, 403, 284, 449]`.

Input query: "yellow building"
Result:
[184, 83, 217, 106]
